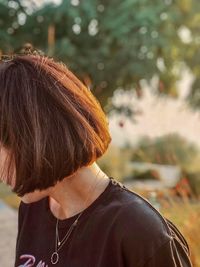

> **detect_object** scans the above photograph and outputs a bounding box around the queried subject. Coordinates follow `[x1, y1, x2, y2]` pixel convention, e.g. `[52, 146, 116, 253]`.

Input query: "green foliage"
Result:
[183, 171, 200, 197]
[177, 0, 200, 110]
[131, 133, 199, 167]
[0, 182, 12, 199]
[1, 0, 200, 109]
[0, 0, 26, 51]
[131, 169, 161, 181]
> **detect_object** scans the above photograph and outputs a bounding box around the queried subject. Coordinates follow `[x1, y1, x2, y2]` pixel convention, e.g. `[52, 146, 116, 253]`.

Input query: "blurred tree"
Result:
[0, 0, 26, 52]
[1, 0, 200, 111]
[131, 133, 199, 168]
[180, 0, 200, 110]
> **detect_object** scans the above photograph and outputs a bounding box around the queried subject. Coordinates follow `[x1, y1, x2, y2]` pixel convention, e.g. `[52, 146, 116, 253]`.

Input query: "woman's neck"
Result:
[48, 163, 110, 220]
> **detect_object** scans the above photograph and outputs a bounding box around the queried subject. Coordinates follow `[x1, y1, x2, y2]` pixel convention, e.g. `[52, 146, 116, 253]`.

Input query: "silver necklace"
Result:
[50, 170, 107, 265]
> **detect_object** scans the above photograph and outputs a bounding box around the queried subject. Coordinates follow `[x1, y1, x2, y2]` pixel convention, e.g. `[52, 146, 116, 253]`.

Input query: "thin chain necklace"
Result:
[50, 170, 107, 265]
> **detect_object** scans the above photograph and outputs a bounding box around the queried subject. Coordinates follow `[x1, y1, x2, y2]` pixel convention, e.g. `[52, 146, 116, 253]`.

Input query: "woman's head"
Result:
[0, 54, 111, 197]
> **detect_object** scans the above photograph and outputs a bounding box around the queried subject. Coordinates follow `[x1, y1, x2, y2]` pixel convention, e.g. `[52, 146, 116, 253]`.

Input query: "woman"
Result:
[0, 53, 193, 267]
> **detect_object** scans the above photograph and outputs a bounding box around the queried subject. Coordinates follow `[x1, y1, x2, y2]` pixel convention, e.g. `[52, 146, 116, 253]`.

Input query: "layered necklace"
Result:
[51, 170, 107, 265]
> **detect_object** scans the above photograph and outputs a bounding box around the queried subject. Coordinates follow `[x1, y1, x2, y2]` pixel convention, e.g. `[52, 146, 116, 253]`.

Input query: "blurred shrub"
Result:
[131, 169, 161, 180]
[185, 172, 200, 197]
[0, 182, 20, 209]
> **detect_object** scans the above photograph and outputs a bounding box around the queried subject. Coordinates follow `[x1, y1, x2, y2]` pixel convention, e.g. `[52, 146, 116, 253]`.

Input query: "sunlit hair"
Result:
[0, 55, 111, 197]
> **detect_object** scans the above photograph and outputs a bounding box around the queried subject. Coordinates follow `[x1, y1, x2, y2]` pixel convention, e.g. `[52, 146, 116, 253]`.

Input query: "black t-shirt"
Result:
[15, 177, 193, 267]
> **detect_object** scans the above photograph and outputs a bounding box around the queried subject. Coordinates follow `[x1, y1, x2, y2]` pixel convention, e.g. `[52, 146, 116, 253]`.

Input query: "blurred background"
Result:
[0, 0, 200, 266]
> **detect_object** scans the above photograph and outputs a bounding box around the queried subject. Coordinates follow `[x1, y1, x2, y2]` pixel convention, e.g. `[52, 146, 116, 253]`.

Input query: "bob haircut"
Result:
[0, 54, 111, 197]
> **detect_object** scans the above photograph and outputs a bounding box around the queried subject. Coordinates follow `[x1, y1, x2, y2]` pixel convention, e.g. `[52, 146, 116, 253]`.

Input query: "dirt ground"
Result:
[0, 200, 18, 267]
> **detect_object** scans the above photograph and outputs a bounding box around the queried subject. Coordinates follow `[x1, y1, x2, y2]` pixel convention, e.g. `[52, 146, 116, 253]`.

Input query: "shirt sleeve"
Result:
[139, 218, 193, 267]
[121, 206, 193, 267]
[143, 234, 193, 267]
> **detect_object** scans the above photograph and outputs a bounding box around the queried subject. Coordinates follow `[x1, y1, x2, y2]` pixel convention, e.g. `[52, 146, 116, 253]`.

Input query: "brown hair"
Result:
[0, 55, 111, 197]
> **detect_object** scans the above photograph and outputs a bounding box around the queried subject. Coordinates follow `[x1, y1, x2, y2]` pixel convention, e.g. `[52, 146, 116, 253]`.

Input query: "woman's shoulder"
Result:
[112, 179, 186, 243]
[109, 178, 192, 266]
[111, 180, 171, 241]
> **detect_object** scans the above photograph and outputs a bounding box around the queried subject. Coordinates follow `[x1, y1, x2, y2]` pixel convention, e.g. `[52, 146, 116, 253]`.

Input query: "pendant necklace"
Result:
[50, 170, 107, 265]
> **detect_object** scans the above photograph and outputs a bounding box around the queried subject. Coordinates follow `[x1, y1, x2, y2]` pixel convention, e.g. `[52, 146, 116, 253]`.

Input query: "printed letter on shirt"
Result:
[17, 254, 48, 267]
